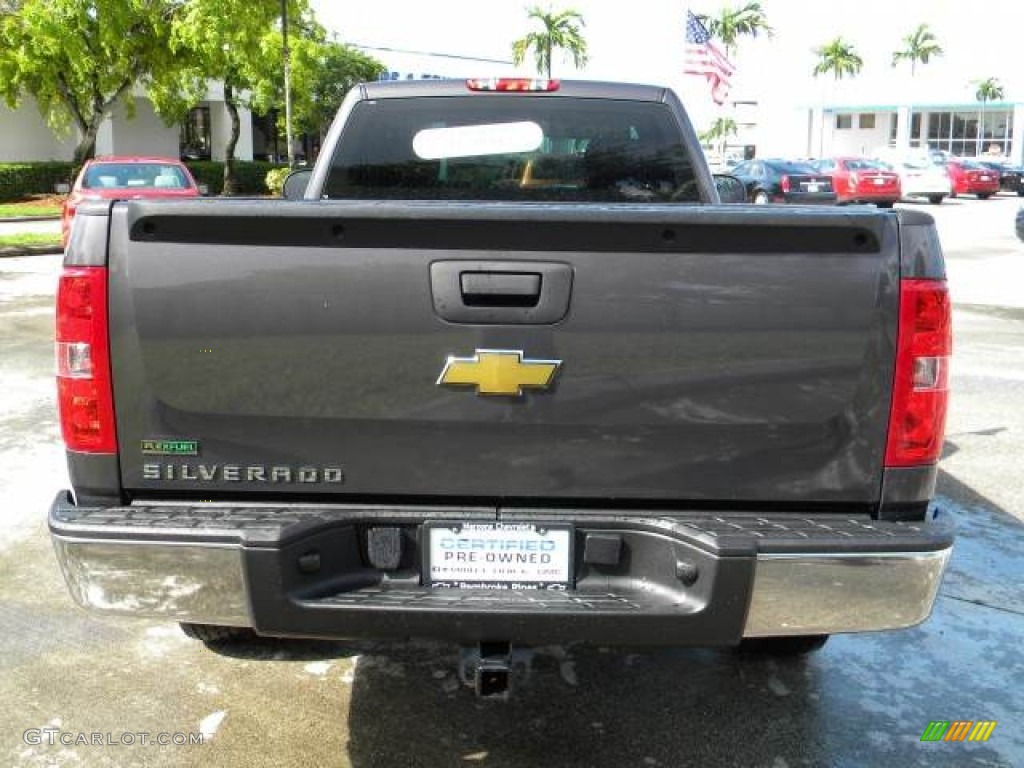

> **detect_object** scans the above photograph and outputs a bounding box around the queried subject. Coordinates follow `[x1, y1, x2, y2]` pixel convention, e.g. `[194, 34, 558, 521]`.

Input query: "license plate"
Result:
[980, 175, 991, 181]
[873, 178, 886, 185]
[805, 183, 820, 193]
[423, 522, 574, 590]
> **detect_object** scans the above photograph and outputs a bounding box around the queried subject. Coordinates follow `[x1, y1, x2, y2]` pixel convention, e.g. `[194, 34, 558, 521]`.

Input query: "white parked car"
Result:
[872, 150, 951, 205]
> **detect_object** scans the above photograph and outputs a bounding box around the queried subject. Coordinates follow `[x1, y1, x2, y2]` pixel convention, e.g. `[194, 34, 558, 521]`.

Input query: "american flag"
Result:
[685, 10, 735, 105]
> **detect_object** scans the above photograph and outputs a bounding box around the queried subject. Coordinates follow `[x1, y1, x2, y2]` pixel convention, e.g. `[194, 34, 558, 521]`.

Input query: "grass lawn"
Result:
[0, 232, 62, 248]
[0, 195, 64, 218]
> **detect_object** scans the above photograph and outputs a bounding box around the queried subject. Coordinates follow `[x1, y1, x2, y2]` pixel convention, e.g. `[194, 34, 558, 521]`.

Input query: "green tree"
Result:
[891, 23, 942, 77]
[700, 117, 738, 164]
[696, 1, 773, 57]
[973, 77, 1005, 156]
[511, 6, 588, 78]
[160, 0, 315, 195]
[891, 24, 942, 149]
[250, 37, 384, 145]
[812, 37, 862, 156]
[0, 0, 182, 168]
[813, 37, 863, 81]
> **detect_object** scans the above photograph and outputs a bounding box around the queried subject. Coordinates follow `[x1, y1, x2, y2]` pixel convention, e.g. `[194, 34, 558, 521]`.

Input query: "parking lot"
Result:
[1, 195, 1023, 767]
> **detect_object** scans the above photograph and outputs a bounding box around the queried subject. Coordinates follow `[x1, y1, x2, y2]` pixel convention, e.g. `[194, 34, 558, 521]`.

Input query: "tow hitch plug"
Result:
[458, 642, 533, 699]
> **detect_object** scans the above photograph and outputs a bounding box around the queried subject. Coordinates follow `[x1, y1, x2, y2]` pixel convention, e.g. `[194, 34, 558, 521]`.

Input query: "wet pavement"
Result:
[1, 196, 1023, 766]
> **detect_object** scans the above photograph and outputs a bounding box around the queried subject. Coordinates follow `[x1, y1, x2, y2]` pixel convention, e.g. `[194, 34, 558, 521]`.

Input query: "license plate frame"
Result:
[422, 521, 574, 590]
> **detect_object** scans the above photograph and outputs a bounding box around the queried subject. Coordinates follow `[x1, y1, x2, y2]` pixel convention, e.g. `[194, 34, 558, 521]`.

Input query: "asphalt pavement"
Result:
[0, 196, 1022, 767]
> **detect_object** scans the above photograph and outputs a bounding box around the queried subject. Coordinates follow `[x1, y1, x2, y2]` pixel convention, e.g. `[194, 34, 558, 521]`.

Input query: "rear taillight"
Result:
[61, 203, 76, 247]
[466, 78, 559, 92]
[885, 279, 951, 466]
[56, 266, 117, 453]
[780, 175, 791, 193]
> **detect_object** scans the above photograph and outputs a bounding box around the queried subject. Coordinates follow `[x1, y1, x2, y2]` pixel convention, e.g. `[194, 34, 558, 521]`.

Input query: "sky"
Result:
[309, 0, 1022, 131]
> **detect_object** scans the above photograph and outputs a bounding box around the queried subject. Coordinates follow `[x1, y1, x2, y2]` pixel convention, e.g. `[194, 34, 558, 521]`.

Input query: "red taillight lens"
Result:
[885, 279, 951, 466]
[61, 203, 76, 247]
[466, 78, 560, 92]
[780, 175, 791, 193]
[56, 267, 117, 453]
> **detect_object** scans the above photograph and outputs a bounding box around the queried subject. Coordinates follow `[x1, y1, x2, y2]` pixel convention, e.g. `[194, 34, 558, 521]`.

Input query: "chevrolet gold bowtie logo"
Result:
[437, 349, 561, 396]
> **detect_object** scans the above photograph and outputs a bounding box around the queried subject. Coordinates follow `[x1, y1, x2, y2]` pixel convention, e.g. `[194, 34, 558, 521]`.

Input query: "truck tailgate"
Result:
[108, 200, 898, 505]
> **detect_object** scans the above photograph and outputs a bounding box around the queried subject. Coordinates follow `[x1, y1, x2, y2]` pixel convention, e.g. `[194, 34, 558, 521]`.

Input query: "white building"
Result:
[803, 101, 1024, 163]
[0, 85, 254, 164]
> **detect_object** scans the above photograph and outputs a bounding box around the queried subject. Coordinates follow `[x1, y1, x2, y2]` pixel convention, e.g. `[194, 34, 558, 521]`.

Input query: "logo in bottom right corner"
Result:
[921, 720, 997, 742]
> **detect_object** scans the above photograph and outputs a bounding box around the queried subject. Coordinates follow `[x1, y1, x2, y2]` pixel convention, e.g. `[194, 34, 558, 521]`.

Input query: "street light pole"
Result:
[282, 0, 295, 169]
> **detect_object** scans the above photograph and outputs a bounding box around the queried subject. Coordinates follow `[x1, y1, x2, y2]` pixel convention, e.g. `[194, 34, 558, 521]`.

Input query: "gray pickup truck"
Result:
[51, 79, 953, 696]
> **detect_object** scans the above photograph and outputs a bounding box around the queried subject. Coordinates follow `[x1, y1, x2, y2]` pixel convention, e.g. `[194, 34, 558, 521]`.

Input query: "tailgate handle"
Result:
[431, 260, 572, 324]
[460, 272, 542, 307]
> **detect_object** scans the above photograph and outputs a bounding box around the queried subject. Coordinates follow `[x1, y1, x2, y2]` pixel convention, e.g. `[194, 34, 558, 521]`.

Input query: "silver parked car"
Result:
[872, 150, 952, 205]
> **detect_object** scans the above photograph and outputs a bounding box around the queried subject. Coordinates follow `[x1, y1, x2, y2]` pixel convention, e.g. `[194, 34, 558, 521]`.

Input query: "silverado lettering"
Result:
[141, 464, 345, 483]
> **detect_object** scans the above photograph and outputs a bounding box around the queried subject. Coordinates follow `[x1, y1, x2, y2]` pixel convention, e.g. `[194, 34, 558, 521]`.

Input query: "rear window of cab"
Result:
[324, 96, 701, 203]
[82, 163, 191, 190]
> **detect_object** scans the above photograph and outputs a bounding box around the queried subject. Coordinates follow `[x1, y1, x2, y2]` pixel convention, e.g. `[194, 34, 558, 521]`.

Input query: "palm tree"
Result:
[974, 77, 1005, 156]
[695, 2, 773, 57]
[891, 24, 942, 149]
[891, 24, 943, 77]
[511, 6, 588, 79]
[692, 4, 771, 161]
[813, 37, 863, 81]
[700, 117, 739, 165]
[812, 37, 863, 156]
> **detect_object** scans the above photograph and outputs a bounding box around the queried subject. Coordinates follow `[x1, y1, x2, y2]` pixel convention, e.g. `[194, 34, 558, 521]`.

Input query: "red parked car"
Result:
[945, 159, 1000, 199]
[811, 157, 901, 207]
[61, 156, 204, 246]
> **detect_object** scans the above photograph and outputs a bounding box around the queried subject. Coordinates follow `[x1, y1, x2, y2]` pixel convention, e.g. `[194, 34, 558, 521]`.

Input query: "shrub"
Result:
[0, 159, 286, 199]
[184, 160, 287, 196]
[265, 167, 291, 197]
[0, 162, 76, 200]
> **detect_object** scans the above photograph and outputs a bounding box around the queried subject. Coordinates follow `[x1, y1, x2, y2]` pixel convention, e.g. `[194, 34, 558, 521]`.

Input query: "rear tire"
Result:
[736, 634, 829, 656]
[977, 193, 992, 200]
[876, 201, 895, 209]
[928, 195, 945, 205]
[180, 623, 258, 644]
[753, 190, 769, 205]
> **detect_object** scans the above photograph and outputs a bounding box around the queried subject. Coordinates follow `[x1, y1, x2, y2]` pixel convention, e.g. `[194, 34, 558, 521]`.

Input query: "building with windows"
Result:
[804, 102, 1023, 162]
[0, 83, 254, 164]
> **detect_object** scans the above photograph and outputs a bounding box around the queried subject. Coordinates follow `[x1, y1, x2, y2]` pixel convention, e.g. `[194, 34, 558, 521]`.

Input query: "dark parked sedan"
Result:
[975, 159, 1024, 196]
[730, 159, 837, 205]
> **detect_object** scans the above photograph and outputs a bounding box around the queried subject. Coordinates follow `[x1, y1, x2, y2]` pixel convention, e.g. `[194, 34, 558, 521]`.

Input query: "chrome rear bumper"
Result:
[744, 550, 950, 636]
[51, 536, 251, 627]
[49, 492, 953, 642]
